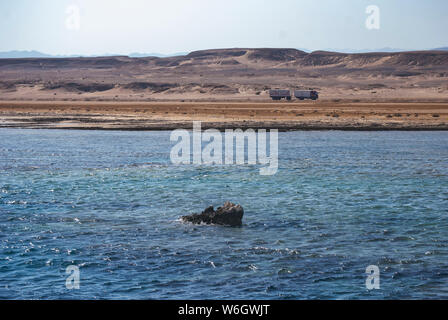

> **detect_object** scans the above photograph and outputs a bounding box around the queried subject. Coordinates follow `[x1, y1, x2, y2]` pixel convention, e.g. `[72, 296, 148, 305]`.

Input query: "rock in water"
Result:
[182, 202, 244, 227]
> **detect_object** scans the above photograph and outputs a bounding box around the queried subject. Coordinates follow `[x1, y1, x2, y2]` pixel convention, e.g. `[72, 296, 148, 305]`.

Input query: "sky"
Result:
[0, 0, 447, 55]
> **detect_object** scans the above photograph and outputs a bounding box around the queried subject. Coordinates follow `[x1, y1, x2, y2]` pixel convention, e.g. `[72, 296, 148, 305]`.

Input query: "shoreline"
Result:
[2, 123, 448, 131]
[1, 100, 447, 131]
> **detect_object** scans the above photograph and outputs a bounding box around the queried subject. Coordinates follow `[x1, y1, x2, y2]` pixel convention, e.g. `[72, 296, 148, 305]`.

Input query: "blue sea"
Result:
[0, 129, 447, 299]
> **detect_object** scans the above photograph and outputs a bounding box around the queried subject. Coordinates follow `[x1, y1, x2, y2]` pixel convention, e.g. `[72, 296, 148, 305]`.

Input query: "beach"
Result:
[0, 100, 447, 130]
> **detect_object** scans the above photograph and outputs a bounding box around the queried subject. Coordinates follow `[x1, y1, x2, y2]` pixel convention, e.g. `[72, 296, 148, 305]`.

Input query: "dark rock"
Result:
[182, 202, 244, 227]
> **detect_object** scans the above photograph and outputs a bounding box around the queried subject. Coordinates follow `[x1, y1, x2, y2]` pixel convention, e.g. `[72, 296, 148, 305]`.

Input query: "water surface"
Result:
[0, 129, 447, 299]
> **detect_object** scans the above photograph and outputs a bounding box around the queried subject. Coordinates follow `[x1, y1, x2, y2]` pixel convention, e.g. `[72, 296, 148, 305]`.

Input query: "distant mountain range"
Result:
[1, 47, 447, 59]
[0, 50, 54, 58]
[0, 50, 188, 59]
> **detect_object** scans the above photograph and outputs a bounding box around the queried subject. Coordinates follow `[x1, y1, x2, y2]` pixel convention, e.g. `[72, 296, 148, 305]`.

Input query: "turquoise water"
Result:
[0, 129, 447, 299]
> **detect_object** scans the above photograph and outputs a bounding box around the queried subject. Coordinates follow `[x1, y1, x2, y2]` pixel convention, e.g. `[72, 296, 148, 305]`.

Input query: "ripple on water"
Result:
[0, 129, 447, 299]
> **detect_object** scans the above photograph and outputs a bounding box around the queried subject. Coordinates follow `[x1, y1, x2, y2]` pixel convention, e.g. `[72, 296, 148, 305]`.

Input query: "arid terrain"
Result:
[0, 100, 446, 130]
[0, 48, 447, 129]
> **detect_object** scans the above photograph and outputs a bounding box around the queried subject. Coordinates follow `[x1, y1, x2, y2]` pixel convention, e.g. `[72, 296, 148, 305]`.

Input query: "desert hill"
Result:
[0, 48, 447, 101]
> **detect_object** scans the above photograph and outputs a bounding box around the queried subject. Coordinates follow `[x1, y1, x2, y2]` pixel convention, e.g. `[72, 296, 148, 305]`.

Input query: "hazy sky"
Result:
[0, 0, 447, 55]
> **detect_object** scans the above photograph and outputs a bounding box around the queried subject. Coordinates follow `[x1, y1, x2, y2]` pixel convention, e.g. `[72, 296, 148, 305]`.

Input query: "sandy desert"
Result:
[1, 48, 447, 129]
